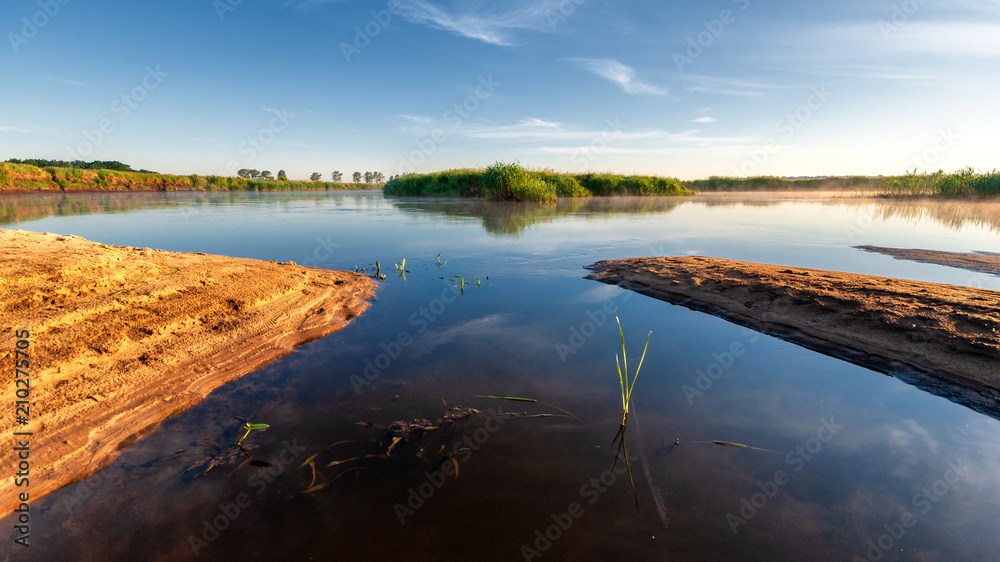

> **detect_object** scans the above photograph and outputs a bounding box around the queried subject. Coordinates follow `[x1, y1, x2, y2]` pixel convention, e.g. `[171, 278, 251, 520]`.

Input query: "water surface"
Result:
[3, 191, 1000, 562]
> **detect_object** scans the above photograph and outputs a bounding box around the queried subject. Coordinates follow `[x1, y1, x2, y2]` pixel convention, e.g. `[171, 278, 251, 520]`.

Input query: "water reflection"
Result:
[388, 196, 687, 236]
[5, 191, 1000, 237]
[697, 193, 1000, 233]
[3, 191, 1000, 561]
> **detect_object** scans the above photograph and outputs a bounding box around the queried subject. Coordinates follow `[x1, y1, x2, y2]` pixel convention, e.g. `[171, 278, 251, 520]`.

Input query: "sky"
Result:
[2, 0, 999, 180]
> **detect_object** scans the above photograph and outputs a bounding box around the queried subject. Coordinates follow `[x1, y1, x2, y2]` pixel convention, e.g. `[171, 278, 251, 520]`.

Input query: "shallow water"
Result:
[3, 191, 1000, 561]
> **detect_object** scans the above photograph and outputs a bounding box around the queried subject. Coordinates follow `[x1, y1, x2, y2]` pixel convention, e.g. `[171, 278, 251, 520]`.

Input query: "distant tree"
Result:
[374, 172, 385, 183]
[277, 170, 288, 181]
[352, 172, 362, 183]
[331, 171, 343, 182]
[310, 172, 322, 181]
[363, 171, 373, 184]
[249, 169, 260, 179]
[261, 170, 274, 180]
[237, 168, 251, 179]
[6, 158, 150, 172]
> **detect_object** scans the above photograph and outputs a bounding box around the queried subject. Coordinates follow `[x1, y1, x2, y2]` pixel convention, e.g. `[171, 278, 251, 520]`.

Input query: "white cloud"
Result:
[394, 0, 567, 46]
[677, 74, 773, 97]
[283, 0, 345, 12]
[691, 117, 717, 123]
[261, 105, 297, 119]
[41, 75, 90, 89]
[572, 58, 667, 96]
[461, 118, 753, 149]
[0, 125, 63, 136]
[397, 114, 433, 123]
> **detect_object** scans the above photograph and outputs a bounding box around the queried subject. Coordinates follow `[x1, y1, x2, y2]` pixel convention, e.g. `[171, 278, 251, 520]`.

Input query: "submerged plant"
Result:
[235, 417, 270, 446]
[611, 313, 651, 511]
[369, 261, 386, 280]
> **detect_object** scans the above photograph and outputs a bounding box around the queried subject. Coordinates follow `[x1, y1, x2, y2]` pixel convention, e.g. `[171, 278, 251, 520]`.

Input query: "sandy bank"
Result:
[1, 230, 376, 513]
[857, 245, 1000, 276]
[586, 256, 999, 417]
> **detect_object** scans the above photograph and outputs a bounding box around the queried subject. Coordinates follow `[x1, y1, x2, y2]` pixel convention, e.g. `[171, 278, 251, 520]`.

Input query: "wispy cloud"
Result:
[282, 0, 345, 12]
[691, 116, 717, 123]
[676, 74, 774, 97]
[462, 118, 751, 147]
[394, 0, 566, 46]
[261, 105, 297, 119]
[572, 58, 666, 96]
[42, 74, 90, 88]
[761, 21, 1000, 67]
[397, 114, 433, 123]
[0, 124, 64, 136]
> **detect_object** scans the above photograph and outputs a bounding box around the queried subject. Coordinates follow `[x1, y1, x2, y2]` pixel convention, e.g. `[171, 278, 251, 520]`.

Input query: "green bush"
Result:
[536, 173, 590, 197]
[577, 174, 623, 195]
[482, 161, 530, 200]
[509, 177, 557, 202]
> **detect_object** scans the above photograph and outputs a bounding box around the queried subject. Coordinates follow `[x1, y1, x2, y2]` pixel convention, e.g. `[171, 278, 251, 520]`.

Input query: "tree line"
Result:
[239, 169, 389, 184]
[6, 158, 156, 173]
[9, 158, 394, 185]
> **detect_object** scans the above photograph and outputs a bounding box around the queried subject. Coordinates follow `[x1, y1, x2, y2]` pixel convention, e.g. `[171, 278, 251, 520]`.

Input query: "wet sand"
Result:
[0, 230, 376, 514]
[857, 245, 1000, 276]
[587, 256, 1000, 417]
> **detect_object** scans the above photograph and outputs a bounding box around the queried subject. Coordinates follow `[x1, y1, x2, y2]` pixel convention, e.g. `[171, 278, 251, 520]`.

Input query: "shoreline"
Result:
[0, 185, 382, 194]
[857, 245, 1000, 276]
[0, 230, 377, 514]
[586, 255, 1000, 419]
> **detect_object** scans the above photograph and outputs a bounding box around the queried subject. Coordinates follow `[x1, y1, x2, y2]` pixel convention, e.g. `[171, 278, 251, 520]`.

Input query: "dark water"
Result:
[3, 191, 1000, 562]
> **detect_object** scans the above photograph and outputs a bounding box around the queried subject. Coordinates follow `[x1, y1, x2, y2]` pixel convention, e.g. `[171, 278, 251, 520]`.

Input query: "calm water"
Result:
[3, 191, 1000, 562]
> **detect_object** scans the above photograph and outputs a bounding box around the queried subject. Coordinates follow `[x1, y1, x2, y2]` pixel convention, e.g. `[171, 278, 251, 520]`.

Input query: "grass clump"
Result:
[611, 313, 651, 511]
[384, 165, 689, 200]
[510, 177, 557, 202]
[482, 161, 527, 200]
[878, 167, 1000, 197]
[481, 161, 557, 202]
[385, 169, 482, 197]
[579, 174, 690, 196]
[535, 172, 589, 197]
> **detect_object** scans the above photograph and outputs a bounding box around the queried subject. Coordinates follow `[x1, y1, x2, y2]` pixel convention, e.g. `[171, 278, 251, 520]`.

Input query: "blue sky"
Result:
[2, 0, 998, 180]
